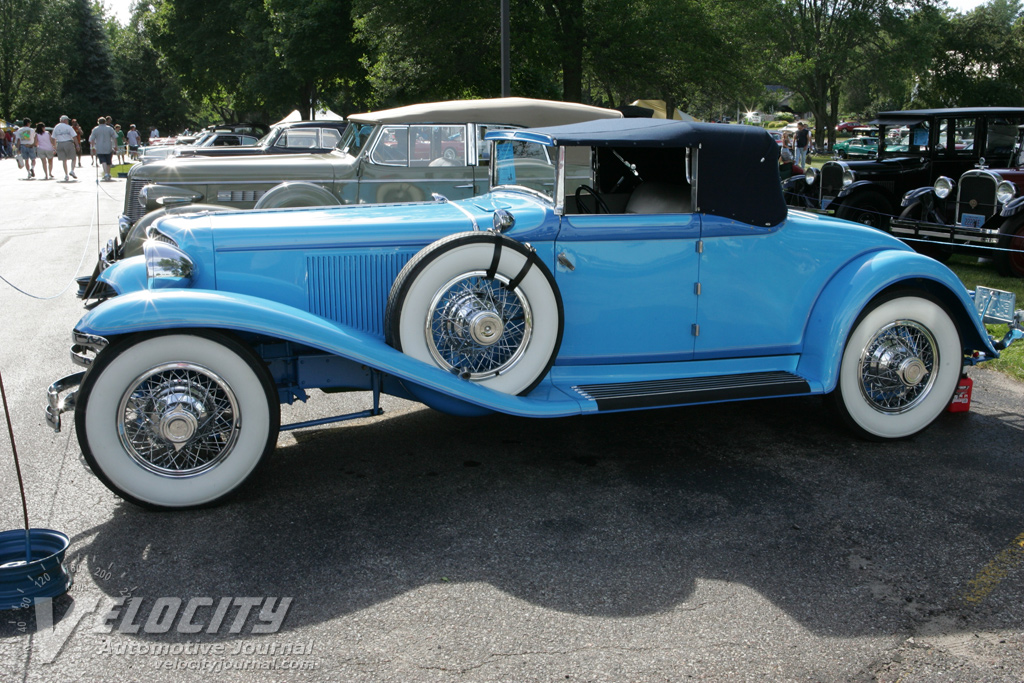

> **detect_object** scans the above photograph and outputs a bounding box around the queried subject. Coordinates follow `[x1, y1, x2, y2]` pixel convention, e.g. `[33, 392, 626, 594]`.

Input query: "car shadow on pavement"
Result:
[9, 393, 1024, 642]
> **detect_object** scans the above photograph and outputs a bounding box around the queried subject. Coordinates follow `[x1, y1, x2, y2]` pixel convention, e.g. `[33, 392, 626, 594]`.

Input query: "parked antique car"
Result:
[832, 135, 878, 159]
[784, 107, 1024, 228]
[47, 118, 1023, 509]
[176, 119, 350, 158]
[890, 124, 1024, 277]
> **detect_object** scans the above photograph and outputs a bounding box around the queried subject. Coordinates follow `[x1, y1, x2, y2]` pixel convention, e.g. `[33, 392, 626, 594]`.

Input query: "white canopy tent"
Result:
[629, 99, 697, 122]
[273, 109, 345, 125]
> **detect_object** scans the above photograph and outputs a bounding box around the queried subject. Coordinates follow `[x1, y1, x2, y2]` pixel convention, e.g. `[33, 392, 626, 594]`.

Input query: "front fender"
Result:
[901, 186, 934, 209]
[835, 180, 897, 206]
[1002, 195, 1024, 218]
[74, 289, 586, 419]
[796, 249, 995, 392]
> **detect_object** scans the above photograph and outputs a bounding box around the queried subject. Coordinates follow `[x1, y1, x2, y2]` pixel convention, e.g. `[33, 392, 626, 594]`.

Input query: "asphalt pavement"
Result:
[1, 156, 1023, 682]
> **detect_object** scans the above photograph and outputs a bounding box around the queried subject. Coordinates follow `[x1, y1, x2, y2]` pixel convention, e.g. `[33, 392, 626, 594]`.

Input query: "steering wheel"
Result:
[575, 185, 610, 214]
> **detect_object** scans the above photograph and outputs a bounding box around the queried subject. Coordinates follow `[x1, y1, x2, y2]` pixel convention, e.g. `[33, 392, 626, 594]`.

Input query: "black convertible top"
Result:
[488, 118, 787, 227]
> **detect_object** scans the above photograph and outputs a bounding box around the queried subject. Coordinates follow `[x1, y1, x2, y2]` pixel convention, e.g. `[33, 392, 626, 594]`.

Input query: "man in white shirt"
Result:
[149, 126, 160, 144]
[53, 115, 78, 181]
[126, 124, 141, 159]
[89, 117, 119, 181]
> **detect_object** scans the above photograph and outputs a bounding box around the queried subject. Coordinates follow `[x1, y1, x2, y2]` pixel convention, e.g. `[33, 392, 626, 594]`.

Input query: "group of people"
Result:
[4, 115, 154, 181]
[780, 121, 814, 168]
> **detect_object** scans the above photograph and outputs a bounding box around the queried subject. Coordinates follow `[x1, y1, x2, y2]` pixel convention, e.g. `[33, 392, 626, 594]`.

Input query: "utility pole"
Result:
[501, 0, 511, 96]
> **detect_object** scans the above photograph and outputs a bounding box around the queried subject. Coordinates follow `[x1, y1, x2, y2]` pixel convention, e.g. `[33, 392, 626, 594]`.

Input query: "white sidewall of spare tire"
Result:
[395, 242, 560, 395]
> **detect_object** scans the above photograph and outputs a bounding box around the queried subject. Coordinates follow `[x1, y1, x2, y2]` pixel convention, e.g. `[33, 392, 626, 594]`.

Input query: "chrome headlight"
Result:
[804, 167, 817, 186]
[996, 180, 1017, 204]
[118, 215, 133, 240]
[144, 240, 195, 284]
[933, 176, 954, 199]
[842, 169, 855, 186]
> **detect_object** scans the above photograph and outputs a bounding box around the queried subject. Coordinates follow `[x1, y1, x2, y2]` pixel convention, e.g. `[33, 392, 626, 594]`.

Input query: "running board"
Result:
[572, 371, 811, 411]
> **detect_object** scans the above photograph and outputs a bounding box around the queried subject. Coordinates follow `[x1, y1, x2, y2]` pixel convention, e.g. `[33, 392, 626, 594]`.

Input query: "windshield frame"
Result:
[488, 138, 559, 205]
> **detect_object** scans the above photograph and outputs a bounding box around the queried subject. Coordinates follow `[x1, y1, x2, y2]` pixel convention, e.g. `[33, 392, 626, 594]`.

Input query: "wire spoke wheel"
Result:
[427, 272, 532, 379]
[78, 332, 279, 509]
[831, 294, 960, 440]
[118, 363, 241, 476]
[387, 232, 563, 396]
[857, 320, 937, 413]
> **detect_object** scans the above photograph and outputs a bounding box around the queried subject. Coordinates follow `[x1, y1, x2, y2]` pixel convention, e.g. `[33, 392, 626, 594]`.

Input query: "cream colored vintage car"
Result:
[113, 98, 621, 251]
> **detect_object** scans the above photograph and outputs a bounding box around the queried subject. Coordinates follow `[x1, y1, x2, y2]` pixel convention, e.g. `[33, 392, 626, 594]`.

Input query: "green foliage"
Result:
[58, 0, 116, 127]
[913, 0, 1024, 107]
[0, 0, 67, 119]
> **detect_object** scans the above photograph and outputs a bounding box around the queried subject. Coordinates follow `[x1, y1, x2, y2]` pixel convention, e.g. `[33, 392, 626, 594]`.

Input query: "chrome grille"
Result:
[820, 162, 844, 201]
[956, 171, 998, 228]
[126, 179, 147, 222]
[307, 251, 415, 336]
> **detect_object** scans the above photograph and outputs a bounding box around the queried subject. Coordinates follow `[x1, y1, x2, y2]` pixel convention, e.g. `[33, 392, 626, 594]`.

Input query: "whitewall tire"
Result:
[386, 232, 563, 396]
[832, 294, 961, 440]
[76, 331, 279, 509]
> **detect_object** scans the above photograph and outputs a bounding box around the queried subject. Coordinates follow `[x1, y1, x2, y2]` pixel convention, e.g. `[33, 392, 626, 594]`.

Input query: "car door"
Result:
[357, 124, 478, 204]
[553, 199, 701, 365]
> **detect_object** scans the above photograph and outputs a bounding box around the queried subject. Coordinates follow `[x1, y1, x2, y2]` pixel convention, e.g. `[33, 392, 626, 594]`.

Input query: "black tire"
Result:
[836, 190, 892, 230]
[898, 203, 952, 263]
[995, 220, 1024, 278]
[385, 232, 563, 395]
[829, 293, 961, 440]
[76, 330, 279, 509]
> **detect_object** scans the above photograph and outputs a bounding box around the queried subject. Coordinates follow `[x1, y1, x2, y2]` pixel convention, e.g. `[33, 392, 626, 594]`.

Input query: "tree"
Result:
[106, 6, 193, 132]
[59, 0, 116, 127]
[585, 0, 765, 115]
[765, 0, 924, 147]
[0, 0, 66, 119]
[265, 0, 364, 117]
[914, 0, 1024, 107]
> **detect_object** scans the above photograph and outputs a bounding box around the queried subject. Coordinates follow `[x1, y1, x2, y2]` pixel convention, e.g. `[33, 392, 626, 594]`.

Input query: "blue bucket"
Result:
[0, 528, 72, 610]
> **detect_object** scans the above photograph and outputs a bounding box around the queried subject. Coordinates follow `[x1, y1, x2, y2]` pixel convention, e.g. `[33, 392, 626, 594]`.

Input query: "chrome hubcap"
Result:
[427, 271, 532, 379]
[858, 320, 938, 413]
[118, 363, 240, 476]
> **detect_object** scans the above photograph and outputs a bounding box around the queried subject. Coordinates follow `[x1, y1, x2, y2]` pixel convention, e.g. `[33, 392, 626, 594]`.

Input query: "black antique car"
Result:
[889, 124, 1024, 277]
[784, 107, 1024, 230]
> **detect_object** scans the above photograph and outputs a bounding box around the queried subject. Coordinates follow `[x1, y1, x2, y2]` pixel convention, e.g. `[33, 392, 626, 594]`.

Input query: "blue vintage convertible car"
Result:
[46, 118, 1023, 509]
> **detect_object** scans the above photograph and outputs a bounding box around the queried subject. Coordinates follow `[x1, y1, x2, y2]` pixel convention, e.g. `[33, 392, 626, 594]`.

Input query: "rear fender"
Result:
[74, 289, 585, 418]
[796, 249, 995, 392]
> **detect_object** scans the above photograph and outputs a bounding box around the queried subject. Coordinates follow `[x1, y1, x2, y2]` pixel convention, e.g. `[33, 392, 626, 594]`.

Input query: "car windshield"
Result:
[338, 123, 370, 156]
[255, 126, 281, 146]
[489, 140, 556, 200]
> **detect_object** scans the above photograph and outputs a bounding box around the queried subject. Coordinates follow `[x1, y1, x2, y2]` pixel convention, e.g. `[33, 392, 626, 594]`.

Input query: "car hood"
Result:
[156, 192, 552, 256]
[834, 156, 923, 174]
[128, 150, 353, 182]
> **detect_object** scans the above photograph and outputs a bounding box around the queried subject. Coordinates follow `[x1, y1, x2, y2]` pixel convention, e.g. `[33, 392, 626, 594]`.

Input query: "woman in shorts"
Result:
[35, 122, 56, 180]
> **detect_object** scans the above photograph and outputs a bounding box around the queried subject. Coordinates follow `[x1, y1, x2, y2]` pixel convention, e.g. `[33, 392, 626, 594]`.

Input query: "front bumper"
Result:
[44, 332, 109, 431]
[890, 217, 1001, 249]
[76, 215, 132, 300]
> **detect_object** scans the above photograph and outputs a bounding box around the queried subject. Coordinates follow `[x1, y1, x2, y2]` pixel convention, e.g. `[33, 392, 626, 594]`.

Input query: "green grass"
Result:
[945, 254, 1024, 382]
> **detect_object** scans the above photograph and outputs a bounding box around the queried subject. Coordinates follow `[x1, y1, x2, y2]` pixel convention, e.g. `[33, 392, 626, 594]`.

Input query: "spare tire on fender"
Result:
[385, 232, 564, 396]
